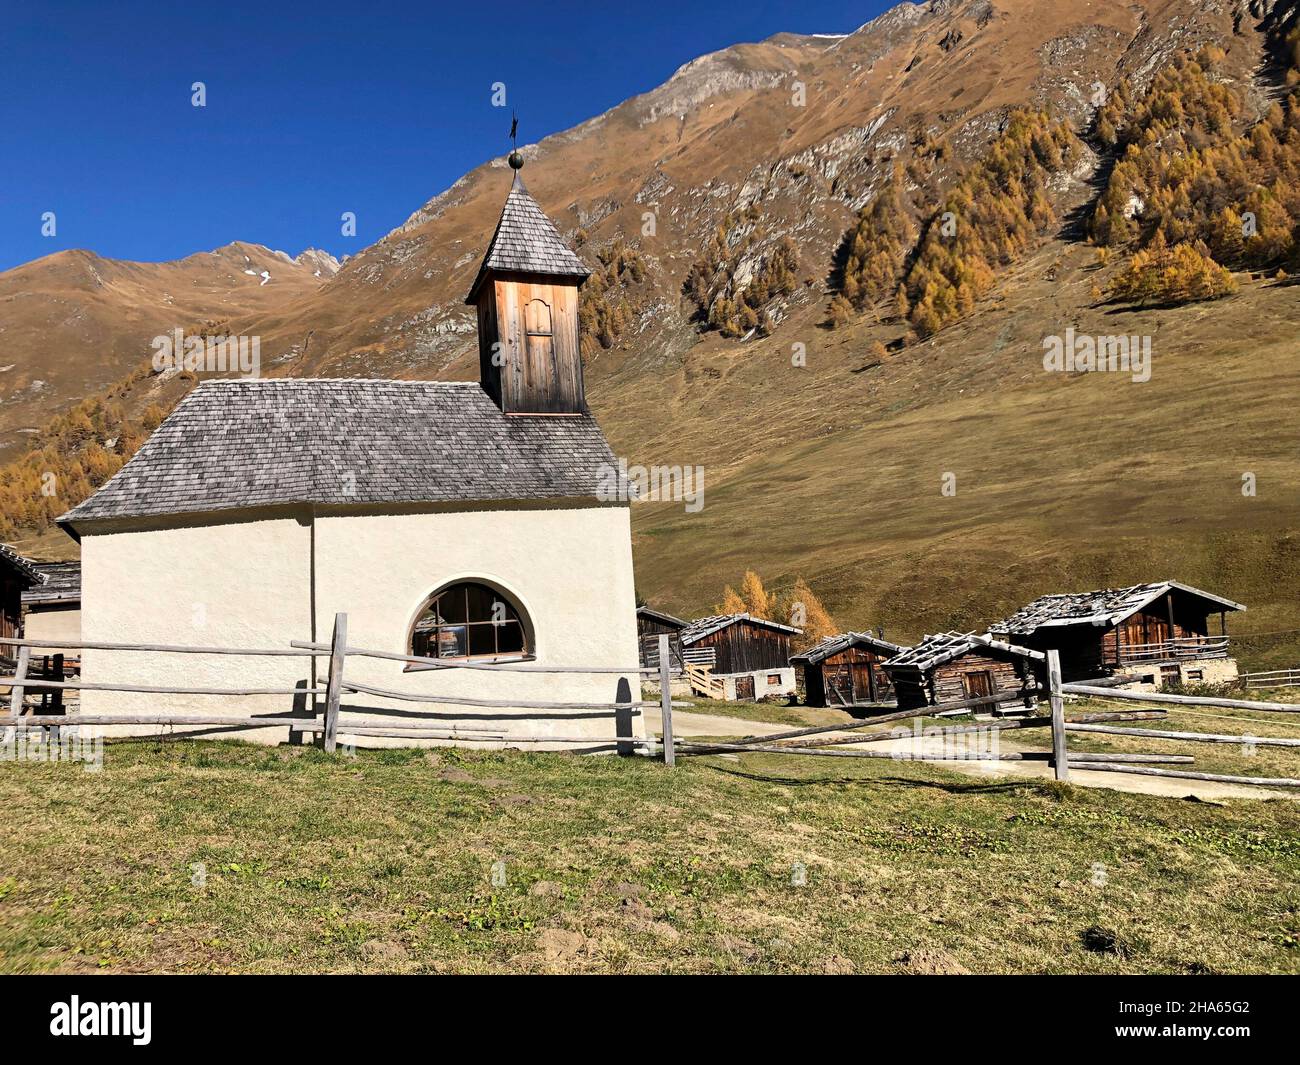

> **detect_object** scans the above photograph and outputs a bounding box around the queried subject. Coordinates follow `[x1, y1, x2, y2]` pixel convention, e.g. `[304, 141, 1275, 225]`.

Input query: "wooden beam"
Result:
[1047, 648, 1069, 782]
[658, 634, 675, 767]
[1069, 764, 1300, 788]
[323, 612, 347, 753]
[1067, 723, 1300, 747]
[290, 639, 645, 674]
[0, 636, 316, 656]
[0, 678, 325, 696]
[1061, 684, 1300, 713]
[8, 645, 30, 716]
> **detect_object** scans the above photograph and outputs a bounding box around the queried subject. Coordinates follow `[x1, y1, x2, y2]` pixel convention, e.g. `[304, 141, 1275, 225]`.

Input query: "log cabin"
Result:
[882, 632, 1042, 713]
[636, 605, 686, 671]
[55, 155, 643, 748]
[21, 561, 82, 661]
[791, 631, 906, 708]
[680, 613, 801, 701]
[0, 545, 42, 656]
[991, 581, 1244, 687]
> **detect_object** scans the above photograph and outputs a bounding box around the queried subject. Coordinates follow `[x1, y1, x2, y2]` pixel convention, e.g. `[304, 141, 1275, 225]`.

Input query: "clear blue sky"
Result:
[0, 0, 889, 272]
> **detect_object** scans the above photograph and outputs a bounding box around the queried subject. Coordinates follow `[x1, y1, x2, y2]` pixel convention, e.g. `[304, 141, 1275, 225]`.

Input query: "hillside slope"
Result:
[4, 0, 1300, 663]
[0, 243, 337, 458]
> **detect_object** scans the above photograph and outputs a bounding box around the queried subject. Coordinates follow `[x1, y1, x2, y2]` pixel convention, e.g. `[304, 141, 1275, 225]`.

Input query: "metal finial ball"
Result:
[508, 150, 524, 170]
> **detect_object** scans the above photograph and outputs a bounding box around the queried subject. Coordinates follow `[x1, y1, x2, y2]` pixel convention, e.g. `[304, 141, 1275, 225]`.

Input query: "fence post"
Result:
[323, 613, 348, 753]
[51, 654, 65, 715]
[658, 634, 675, 767]
[9, 645, 31, 716]
[1047, 648, 1069, 782]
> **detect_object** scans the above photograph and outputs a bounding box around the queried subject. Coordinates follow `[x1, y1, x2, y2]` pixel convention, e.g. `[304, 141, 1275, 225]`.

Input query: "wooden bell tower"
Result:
[466, 150, 591, 415]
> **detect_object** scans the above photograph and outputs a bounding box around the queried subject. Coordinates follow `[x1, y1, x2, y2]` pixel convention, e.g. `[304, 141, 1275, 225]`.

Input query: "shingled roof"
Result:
[790, 631, 907, 665]
[465, 172, 590, 303]
[0, 544, 42, 586]
[883, 632, 1042, 673]
[996, 581, 1245, 635]
[681, 613, 801, 645]
[636, 605, 687, 629]
[59, 380, 621, 529]
[22, 561, 80, 605]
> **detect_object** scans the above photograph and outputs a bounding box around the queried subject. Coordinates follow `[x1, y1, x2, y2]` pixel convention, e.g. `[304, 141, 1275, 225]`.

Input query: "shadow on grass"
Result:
[694, 759, 1033, 796]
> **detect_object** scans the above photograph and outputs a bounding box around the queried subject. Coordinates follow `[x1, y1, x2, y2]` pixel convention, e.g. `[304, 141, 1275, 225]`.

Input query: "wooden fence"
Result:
[1239, 667, 1300, 689]
[4, 626, 1298, 790]
[0, 616, 691, 756]
[659, 644, 1300, 793]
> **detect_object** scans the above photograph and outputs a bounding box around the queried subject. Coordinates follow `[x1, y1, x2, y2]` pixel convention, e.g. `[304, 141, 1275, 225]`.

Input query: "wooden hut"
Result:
[22, 561, 82, 661]
[791, 632, 906, 708]
[636, 605, 686, 671]
[992, 581, 1244, 687]
[882, 632, 1041, 713]
[680, 613, 801, 701]
[0, 545, 42, 657]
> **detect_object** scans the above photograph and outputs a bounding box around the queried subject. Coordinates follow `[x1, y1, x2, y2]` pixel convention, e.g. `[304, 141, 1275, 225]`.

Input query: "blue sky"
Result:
[0, 0, 890, 272]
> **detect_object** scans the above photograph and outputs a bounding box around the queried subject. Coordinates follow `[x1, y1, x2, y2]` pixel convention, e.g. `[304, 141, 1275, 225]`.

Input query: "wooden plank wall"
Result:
[493, 275, 583, 413]
[693, 622, 791, 674]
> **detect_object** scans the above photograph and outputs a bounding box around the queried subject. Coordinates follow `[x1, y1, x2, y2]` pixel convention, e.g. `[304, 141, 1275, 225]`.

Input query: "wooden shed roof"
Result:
[0, 544, 43, 587]
[636, 605, 687, 629]
[996, 581, 1245, 635]
[790, 631, 907, 665]
[59, 379, 619, 530]
[22, 561, 80, 605]
[465, 172, 590, 303]
[681, 613, 802, 646]
[883, 631, 1043, 674]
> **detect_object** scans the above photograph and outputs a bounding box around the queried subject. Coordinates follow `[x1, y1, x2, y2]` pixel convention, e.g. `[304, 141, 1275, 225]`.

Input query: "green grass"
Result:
[1, 738, 1297, 973]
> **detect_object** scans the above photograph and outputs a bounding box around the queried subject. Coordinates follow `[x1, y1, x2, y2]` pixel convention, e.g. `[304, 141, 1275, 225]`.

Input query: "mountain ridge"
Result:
[5, 0, 1300, 664]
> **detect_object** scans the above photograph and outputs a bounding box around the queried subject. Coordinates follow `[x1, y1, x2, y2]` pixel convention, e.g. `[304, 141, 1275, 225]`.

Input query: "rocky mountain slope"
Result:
[5, 0, 1300, 662]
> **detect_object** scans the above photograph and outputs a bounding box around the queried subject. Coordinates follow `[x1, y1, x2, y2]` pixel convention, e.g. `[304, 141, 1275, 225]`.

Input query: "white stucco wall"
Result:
[79, 511, 315, 735]
[312, 503, 642, 747]
[75, 502, 642, 748]
[720, 667, 796, 701]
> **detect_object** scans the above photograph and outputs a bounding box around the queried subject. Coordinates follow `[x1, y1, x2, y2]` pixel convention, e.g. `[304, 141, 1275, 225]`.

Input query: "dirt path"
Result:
[644, 709, 1293, 802]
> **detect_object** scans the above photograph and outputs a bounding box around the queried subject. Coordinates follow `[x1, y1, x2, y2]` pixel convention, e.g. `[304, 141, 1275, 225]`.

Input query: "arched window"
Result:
[410, 581, 530, 661]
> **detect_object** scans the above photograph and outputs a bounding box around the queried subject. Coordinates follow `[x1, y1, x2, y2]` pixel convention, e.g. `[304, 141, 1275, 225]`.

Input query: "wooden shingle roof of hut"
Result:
[790, 631, 907, 665]
[636, 605, 687, 629]
[883, 631, 1042, 674]
[22, 561, 80, 605]
[681, 613, 801, 645]
[465, 172, 590, 303]
[0, 544, 42, 587]
[996, 581, 1245, 635]
[59, 379, 619, 531]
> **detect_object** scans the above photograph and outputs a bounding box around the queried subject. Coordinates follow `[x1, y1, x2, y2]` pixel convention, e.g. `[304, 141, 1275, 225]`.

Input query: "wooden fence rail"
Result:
[2, 616, 663, 755]
[1049, 669, 1300, 789]
[1239, 668, 1300, 689]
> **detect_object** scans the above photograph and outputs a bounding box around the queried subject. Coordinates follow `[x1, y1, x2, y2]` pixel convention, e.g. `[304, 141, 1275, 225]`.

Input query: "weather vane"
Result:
[508, 112, 523, 170]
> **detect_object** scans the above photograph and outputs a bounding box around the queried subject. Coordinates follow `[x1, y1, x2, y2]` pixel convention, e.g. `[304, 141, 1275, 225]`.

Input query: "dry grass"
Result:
[1, 737, 1297, 974]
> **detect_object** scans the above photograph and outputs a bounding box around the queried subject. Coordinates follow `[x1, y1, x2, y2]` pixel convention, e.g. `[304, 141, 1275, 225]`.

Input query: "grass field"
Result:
[1, 736, 1297, 974]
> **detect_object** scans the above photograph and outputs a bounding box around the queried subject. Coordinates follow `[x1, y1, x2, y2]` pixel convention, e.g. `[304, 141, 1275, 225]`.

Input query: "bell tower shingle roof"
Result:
[465, 172, 589, 303]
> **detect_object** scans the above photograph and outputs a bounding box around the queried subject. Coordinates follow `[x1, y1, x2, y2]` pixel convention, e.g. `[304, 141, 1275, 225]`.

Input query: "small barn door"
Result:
[961, 670, 994, 701]
[523, 297, 558, 408]
[850, 662, 875, 703]
[734, 675, 756, 701]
